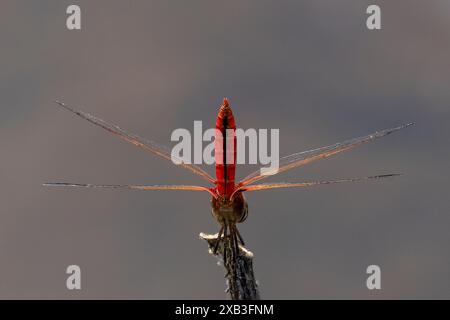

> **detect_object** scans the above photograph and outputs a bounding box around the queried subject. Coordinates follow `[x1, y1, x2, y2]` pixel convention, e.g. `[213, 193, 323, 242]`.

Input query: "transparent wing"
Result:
[236, 174, 401, 193]
[238, 123, 413, 187]
[43, 182, 216, 196]
[53, 100, 215, 184]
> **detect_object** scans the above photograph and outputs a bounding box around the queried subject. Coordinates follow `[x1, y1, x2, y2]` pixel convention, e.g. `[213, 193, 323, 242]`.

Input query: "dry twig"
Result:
[200, 232, 260, 300]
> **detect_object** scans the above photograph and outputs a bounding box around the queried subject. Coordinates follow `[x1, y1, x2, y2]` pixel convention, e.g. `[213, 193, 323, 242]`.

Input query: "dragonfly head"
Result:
[211, 191, 248, 224]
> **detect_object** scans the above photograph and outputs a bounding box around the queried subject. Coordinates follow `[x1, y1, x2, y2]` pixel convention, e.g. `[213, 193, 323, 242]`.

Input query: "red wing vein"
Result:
[43, 182, 215, 196]
[239, 174, 401, 192]
[54, 100, 215, 184]
[238, 123, 413, 187]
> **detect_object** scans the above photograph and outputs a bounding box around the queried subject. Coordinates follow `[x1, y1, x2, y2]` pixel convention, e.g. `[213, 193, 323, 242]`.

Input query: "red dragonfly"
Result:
[45, 98, 413, 260]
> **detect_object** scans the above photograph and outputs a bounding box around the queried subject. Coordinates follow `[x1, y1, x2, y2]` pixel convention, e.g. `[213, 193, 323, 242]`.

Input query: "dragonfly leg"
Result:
[230, 224, 239, 260]
[213, 226, 224, 255]
[235, 226, 245, 246]
[223, 222, 228, 266]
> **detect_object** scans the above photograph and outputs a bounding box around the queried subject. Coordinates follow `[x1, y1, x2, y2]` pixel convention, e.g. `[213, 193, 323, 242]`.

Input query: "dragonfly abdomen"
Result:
[215, 98, 237, 198]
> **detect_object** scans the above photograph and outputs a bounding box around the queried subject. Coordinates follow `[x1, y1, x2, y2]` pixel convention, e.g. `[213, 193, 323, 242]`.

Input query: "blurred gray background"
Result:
[0, 0, 449, 299]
